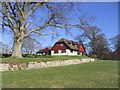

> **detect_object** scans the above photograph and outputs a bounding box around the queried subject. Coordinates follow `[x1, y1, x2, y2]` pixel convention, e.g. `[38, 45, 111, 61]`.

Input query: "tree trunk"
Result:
[11, 40, 23, 58]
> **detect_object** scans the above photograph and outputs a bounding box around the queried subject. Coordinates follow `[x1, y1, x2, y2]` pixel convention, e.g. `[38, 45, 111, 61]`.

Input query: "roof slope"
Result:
[37, 47, 51, 53]
[56, 38, 78, 50]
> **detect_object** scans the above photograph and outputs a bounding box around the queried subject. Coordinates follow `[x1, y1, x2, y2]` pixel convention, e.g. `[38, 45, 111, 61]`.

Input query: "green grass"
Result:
[1, 55, 87, 63]
[2, 60, 118, 88]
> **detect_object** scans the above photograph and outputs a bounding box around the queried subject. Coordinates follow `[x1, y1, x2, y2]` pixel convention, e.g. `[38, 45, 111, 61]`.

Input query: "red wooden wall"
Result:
[51, 42, 69, 50]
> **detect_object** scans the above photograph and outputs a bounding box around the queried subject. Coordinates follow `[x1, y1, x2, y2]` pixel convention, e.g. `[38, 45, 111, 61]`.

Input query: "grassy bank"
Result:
[1, 55, 88, 63]
[2, 60, 118, 88]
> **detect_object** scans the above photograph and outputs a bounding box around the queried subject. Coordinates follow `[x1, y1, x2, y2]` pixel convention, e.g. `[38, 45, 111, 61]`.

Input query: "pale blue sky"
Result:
[41, 2, 118, 48]
[2, 2, 118, 49]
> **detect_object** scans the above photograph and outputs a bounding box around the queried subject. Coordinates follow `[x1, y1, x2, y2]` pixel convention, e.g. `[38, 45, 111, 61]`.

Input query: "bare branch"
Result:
[24, 16, 54, 37]
[25, 2, 45, 19]
[24, 23, 49, 38]
[33, 31, 54, 36]
[24, 20, 33, 30]
[8, 3, 16, 18]
[23, 2, 30, 13]
[0, 7, 8, 17]
[3, 22, 10, 26]
[1, 3, 15, 31]
[16, 2, 24, 19]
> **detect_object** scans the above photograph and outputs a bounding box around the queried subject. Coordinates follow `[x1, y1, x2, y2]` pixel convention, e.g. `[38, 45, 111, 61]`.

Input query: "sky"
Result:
[41, 2, 118, 48]
[2, 2, 118, 49]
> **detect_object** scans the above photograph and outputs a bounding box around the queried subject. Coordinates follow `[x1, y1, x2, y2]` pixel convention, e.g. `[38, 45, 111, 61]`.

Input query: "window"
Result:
[60, 43, 64, 46]
[54, 50, 58, 53]
[61, 50, 66, 53]
[71, 50, 73, 53]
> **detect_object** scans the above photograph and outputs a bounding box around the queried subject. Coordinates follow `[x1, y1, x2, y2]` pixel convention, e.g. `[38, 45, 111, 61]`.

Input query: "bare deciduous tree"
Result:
[75, 26, 109, 59]
[0, 41, 12, 55]
[0, 2, 92, 58]
[22, 36, 41, 54]
[109, 35, 120, 60]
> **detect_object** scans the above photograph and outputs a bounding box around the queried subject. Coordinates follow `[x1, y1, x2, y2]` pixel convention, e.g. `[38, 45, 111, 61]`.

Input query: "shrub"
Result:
[36, 55, 53, 58]
[0, 54, 12, 58]
[23, 54, 37, 58]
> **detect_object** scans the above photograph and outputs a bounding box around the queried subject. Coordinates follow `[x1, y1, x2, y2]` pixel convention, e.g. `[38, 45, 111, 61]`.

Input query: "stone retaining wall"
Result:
[0, 58, 95, 72]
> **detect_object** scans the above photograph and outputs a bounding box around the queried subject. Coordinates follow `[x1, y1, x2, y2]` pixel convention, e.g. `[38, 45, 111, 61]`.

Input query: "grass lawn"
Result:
[2, 60, 118, 88]
[1, 55, 87, 63]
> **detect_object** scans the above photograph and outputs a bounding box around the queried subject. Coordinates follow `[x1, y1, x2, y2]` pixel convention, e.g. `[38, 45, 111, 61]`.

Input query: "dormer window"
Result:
[60, 43, 64, 46]
[75, 45, 77, 47]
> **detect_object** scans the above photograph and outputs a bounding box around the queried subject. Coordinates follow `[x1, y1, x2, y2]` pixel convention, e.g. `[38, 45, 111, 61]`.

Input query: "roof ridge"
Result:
[61, 38, 78, 51]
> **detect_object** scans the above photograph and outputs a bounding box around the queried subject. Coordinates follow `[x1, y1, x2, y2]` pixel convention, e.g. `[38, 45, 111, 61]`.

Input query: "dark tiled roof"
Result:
[37, 47, 51, 53]
[56, 38, 78, 50]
